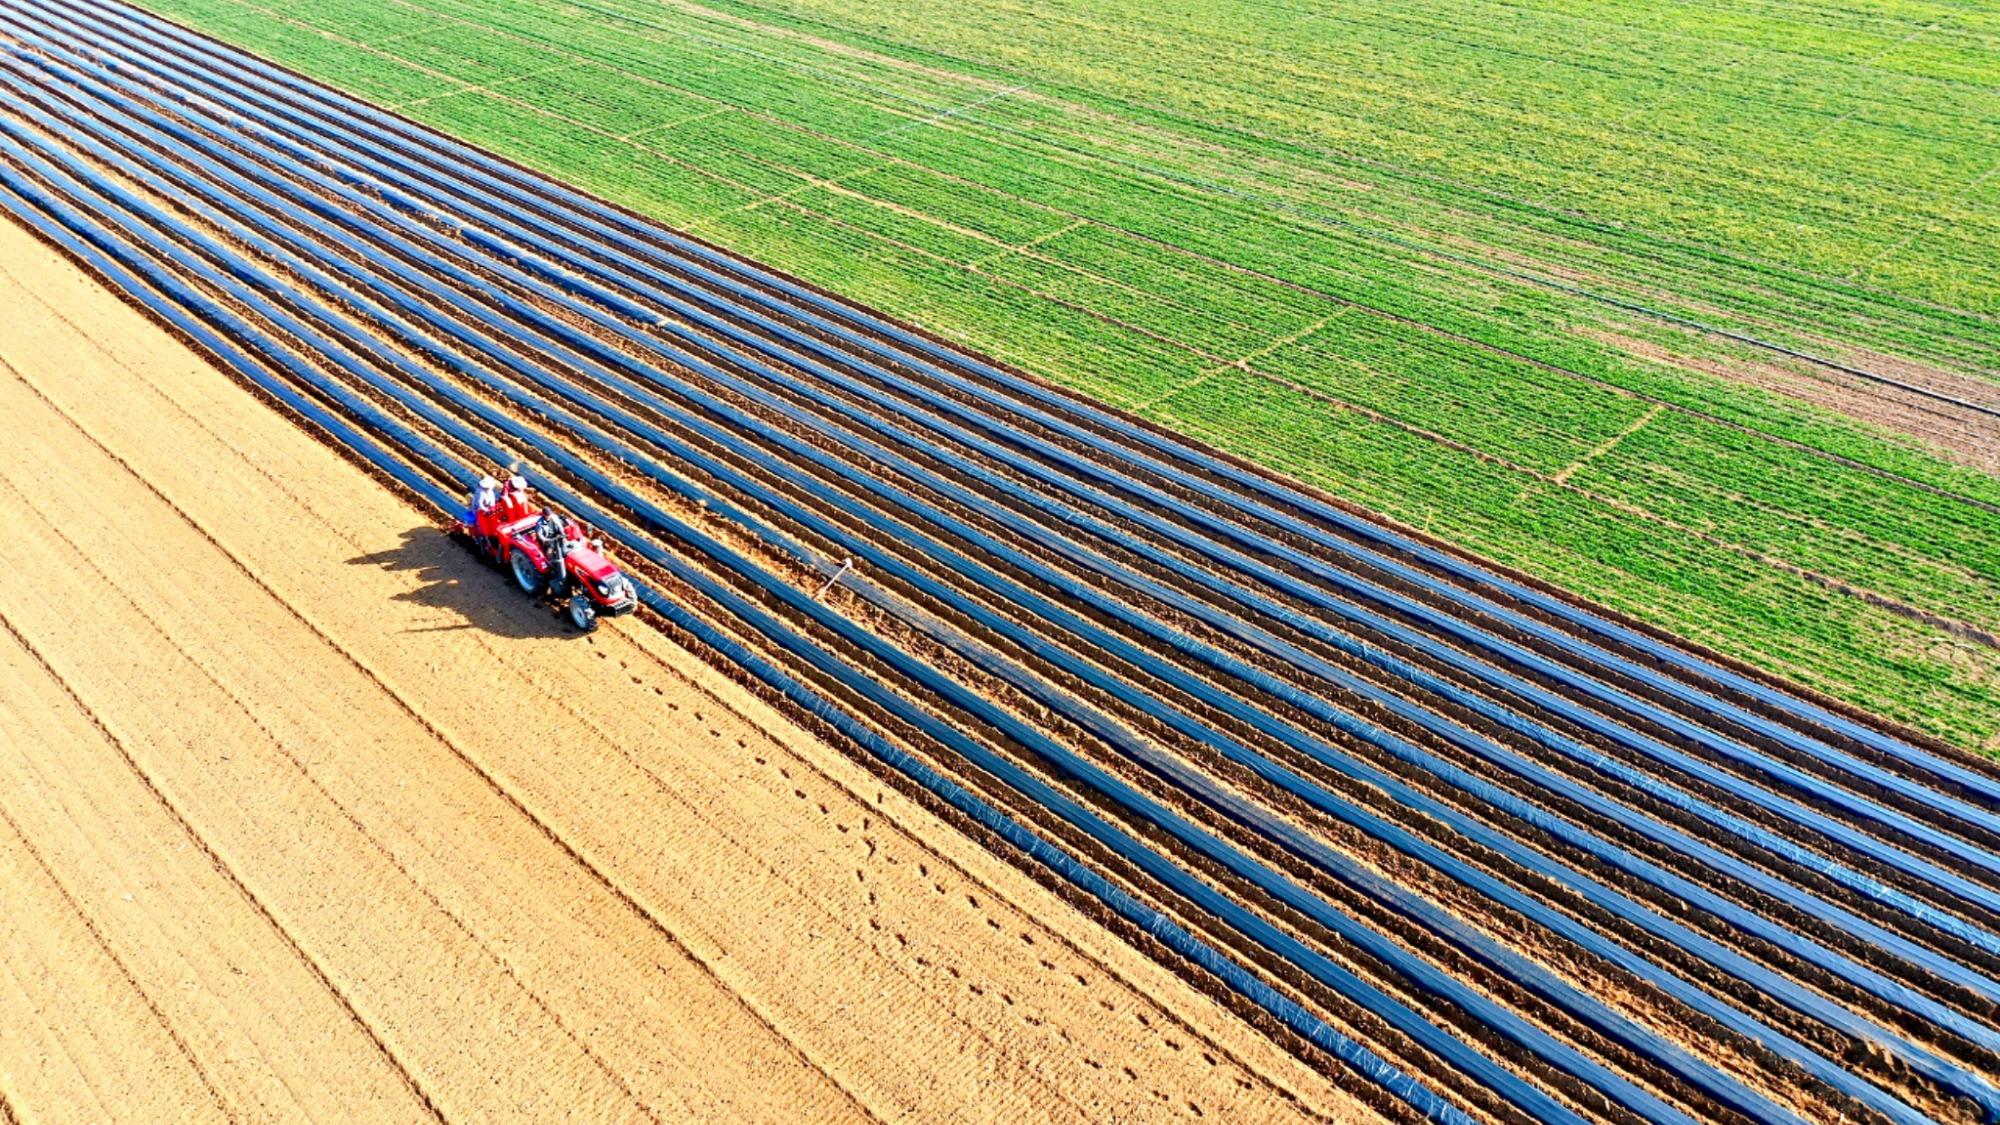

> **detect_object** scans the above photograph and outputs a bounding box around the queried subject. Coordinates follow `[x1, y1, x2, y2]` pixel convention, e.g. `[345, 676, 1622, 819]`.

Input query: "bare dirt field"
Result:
[0, 214, 1373, 1123]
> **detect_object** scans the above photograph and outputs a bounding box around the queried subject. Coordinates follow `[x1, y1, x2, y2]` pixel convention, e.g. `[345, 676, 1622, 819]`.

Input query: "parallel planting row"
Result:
[126, 0, 2000, 750]
[11, 4, 2000, 1112]
[10, 2, 2000, 1121]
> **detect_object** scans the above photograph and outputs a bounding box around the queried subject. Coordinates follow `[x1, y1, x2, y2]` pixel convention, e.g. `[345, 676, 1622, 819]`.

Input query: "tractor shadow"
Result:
[346, 525, 573, 640]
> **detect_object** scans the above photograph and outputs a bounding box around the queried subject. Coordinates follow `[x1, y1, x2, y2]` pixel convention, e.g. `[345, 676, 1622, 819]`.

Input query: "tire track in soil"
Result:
[604, 612, 1331, 1117]
[387, 569, 1359, 1119]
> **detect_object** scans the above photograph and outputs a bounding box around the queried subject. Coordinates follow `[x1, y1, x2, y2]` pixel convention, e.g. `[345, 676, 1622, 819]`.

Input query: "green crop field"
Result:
[135, 0, 2000, 750]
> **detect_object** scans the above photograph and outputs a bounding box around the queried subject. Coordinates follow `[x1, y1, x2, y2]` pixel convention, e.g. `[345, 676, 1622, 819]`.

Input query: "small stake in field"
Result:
[814, 557, 856, 600]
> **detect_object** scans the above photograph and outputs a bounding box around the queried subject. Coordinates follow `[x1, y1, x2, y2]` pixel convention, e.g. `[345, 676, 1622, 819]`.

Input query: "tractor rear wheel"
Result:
[568, 593, 599, 633]
[510, 551, 545, 594]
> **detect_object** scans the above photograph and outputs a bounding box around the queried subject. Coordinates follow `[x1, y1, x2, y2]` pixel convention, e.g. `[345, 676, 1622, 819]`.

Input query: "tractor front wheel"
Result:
[510, 551, 545, 594]
[568, 593, 599, 633]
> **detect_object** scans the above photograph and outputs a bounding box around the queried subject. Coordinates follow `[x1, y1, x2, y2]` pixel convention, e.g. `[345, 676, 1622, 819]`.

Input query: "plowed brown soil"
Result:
[0, 215, 1376, 1123]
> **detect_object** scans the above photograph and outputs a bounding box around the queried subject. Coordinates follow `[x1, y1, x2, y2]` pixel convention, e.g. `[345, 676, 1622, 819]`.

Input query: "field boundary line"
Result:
[1135, 371, 1220, 412]
[1219, 350, 1992, 596]
[1228, 315, 1334, 371]
[696, 158, 900, 224]
[1138, 320, 1332, 411]
[1553, 404, 1663, 486]
[873, 81, 1030, 139]
[619, 106, 729, 142]
[715, 195, 1257, 362]
[391, 59, 589, 110]
[694, 189, 1250, 368]
[966, 217, 1086, 267]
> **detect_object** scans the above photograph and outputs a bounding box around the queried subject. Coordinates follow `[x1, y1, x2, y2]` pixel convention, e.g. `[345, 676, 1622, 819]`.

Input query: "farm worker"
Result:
[535, 511, 569, 556]
[536, 510, 572, 593]
[500, 474, 532, 522]
[469, 475, 501, 524]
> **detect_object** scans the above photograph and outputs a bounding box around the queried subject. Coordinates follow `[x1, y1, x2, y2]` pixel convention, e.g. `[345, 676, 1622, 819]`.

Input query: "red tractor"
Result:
[462, 475, 638, 633]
